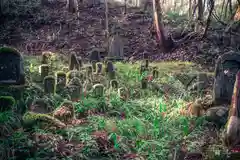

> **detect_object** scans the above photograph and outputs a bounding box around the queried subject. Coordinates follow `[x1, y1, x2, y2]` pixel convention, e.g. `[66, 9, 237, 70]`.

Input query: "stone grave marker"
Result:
[89, 48, 101, 63]
[213, 51, 240, 105]
[106, 26, 124, 61]
[0, 47, 25, 85]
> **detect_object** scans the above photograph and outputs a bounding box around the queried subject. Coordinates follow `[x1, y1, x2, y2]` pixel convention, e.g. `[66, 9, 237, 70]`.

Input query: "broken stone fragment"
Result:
[205, 106, 229, 127]
[22, 111, 66, 129]
[53, 100, 75, 123]
[0, 96, 16, 112]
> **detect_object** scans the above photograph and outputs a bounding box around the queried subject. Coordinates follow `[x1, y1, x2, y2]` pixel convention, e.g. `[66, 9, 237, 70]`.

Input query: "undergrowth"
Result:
[0, 54, 225, 160]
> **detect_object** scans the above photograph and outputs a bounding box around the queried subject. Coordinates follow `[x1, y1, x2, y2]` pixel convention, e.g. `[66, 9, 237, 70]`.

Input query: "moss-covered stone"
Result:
[67, 70, 80, 83]
[92, 84, 104, 97]
[22, 111, 66, 129]
[0, 96, 15, 112]
[53, 100, 75, 122]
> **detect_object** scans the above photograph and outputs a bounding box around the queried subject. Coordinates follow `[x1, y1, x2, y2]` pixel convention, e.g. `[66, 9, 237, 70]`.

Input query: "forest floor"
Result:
[0, 0, 239, 160]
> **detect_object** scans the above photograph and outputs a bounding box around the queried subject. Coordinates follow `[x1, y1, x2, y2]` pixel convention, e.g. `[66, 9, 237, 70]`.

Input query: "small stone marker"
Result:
[93, 84, 104, 97]
[0, 47, 25, 85]
[105, 61, 116, 79]
[152, 67, 159, 79]
[56, 71, 67, 92]
[89, 48, 101, 63]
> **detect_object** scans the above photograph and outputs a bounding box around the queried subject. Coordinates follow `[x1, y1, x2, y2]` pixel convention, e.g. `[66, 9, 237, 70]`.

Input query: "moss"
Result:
[41, 52, 50, 64]
[67, 70, 80, 83]
[0, 96, 16, 112]
[0, 46, 22, 57]
[43, 75, 56, 94]
[22, 111, 66, 128]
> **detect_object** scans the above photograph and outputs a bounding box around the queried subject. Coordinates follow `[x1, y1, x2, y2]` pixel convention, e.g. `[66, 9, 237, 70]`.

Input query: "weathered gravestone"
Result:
[0, 47, 25, 85]
[106, 26, 124, 61]
[213, 51, 240, 105]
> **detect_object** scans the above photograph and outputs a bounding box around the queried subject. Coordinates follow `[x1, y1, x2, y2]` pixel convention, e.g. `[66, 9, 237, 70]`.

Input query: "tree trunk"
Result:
[189, 0, 192, 18]
[105, 0, 109, 52]
[195, 0, 203, 32]
[197, 0, 203, 21]
[152, 0, 174, 52]
[221, 0, 226, 20]
[202, 0, 214, 38]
